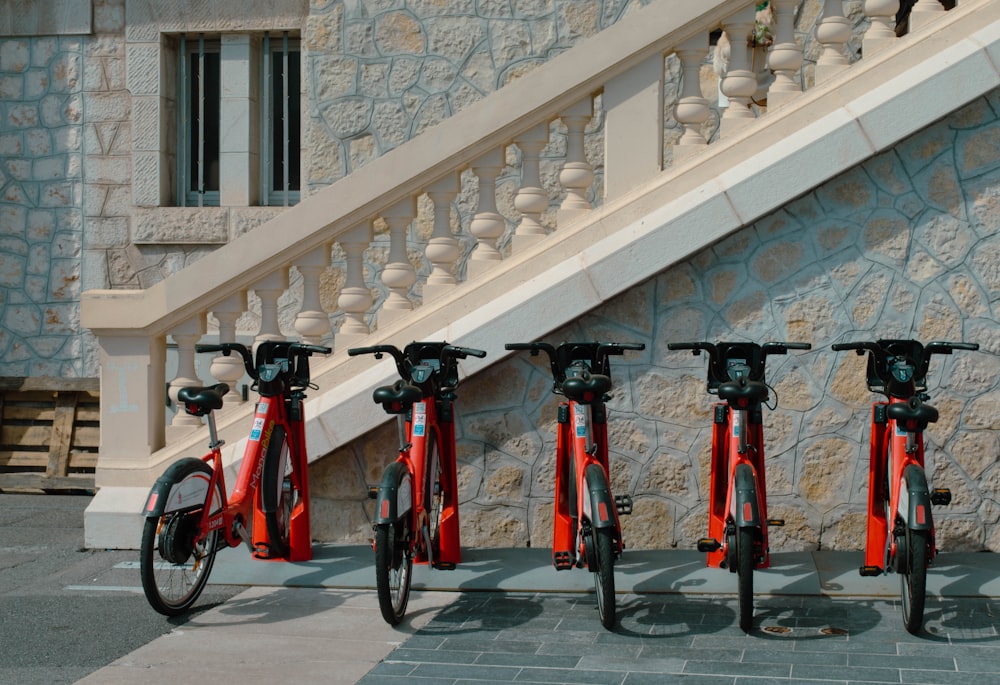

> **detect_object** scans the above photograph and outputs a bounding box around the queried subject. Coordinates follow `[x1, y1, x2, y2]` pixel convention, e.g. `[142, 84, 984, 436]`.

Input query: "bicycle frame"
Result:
[708, 399, 769, 570]
[864, 397, 933, 572]
[381, 397, 461, 567]
[143, 366, 313, 562]
[553, 397, 620, 569]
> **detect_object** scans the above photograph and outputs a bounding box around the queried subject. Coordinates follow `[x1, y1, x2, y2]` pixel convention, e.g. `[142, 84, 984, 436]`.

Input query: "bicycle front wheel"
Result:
[375, 520, 412, 625]
[901, 527, 929, 634]
[593, 527, 616, 629]
[737, 526, 755, 633]
[261, 426, 293, 558]
[140, 458, 223, 616]
[425, 428, 442, 562]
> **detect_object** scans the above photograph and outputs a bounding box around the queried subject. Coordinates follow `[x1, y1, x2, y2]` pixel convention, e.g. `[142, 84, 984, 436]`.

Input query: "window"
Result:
[263, 33, 301, 207]
[176, 32, 300, 208]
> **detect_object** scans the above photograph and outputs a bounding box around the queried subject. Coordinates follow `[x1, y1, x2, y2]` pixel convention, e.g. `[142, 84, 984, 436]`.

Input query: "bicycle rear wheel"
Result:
[901, 527, 929, 634]
[261, 426, 293, 558]
[140, 458, 223, 616]
[593, 527, 616, 629]
[375, 520, 412, 625]
[737, 526, 755, 632]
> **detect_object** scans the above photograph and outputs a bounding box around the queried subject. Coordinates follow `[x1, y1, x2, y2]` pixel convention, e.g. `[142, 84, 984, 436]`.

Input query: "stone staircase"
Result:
[81, 0, 1000, 548]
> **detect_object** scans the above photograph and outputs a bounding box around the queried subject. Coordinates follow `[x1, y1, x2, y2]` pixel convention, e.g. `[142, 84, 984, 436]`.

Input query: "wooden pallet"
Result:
[0, 378, 99, 492]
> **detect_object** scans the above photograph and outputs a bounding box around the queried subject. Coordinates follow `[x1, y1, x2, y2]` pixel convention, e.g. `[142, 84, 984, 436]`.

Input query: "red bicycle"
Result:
[349, 341, 486, 625]
[668, 340, 810, 632]
[832, 338, 978, 634]
[139, 340, 330, 615]
[505, 340, 645, 629]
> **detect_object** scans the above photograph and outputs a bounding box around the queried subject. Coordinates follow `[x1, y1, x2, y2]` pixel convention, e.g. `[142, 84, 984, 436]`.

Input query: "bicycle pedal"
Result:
[434, 561, 456, 570]
[615, 494, 633, 515]
[859, 565, 883, 577]
[553, 551, 573, 570]
[766, 519, 785, 527]
[697, 538, 721, 553]
[930, 488, 952, 506]
[367, 486, 378, 500]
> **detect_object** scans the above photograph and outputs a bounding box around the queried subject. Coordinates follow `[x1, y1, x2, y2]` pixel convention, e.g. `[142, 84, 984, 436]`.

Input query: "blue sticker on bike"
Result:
[413, 402, 427, 437]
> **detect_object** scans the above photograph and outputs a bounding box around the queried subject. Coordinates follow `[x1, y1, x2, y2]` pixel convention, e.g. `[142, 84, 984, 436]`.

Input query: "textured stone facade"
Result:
[0, 28, 86, 375]
[309, 89, 1000, 553]
[3, 0, 859, 375]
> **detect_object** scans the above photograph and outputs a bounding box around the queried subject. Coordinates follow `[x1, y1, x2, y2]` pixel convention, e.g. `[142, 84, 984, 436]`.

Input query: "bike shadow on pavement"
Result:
[186, 585, 359, 627]
[613, 592, 737, 638]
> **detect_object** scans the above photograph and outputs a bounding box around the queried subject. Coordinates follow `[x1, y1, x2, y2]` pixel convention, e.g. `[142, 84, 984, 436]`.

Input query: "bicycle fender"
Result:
[373, 461, 413, 525]
[900, 464, 934, 531]
[142, 457, 212, 518]
[584, 463, 617, 529]
[733, 463, 761, 528]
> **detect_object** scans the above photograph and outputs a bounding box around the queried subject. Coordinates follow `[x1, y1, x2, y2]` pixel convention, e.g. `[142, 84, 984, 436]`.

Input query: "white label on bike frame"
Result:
[413, 402, 427, 437]
[732, 410, 742, 439]
[163, 473, 211, 513]
[398, 473, 413, 516]
[575, 408, 587, 438]
[249, 416, 266, 442]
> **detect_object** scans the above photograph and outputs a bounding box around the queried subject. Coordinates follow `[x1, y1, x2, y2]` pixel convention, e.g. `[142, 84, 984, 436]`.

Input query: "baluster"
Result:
[294, 245, 332, 345]
[468, 148, 506, 279]
[815, 0, 852, 84]
[424, 173, 461, 303]
[766, 0, 803, 110]
[337, 223, 374, 348]
[380, 197, 418, 326]
[719, 6, 759, 136]
[558, 98, 594, 223]
[863, 0, 899, 56]
[167, 316, 206, 434]
[909, 0, 945, 33]
[253, 269, 288, 343]
[210, 292, 247, 404]
[674, 35, 710, 158]
[512, 123, 550, 252]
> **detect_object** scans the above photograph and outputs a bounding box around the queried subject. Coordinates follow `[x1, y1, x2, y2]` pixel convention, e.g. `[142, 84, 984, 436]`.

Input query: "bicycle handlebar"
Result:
[667, 340, 811, 386]
[505, 340, 645, 387]
[195, 341, 331, 381]
[831, 338, 978, 396]
[348, 341, 486, 390]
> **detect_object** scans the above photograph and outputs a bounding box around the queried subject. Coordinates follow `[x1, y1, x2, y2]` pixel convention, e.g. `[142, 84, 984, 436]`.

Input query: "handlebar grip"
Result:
[666, 342, 699, 350]
[348, 345, 395, 357]
[928, 341, 979, 352]
[505, 343, 537, 351]
[195, 344, 226, 354]
[605, 342, 646, 353]
[784, 342, 812, 350]
[292, 343, 331, 356]
[831, 342, 867, 351]
[450, 346, 487, 359]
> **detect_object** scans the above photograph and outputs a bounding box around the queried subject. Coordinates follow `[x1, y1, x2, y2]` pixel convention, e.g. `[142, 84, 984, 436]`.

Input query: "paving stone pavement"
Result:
[358, 591, 1000, 684]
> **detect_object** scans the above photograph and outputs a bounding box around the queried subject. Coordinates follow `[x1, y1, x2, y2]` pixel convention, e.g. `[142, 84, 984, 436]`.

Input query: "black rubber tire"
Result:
[261, 426, 292, 558]
[424, 429, 442, 562]
[593, 526, 617, 630]
[375, 520, 412, 625]
[737, 526, 755, 633]
[139, 458, 222, 616]
[901, 527, 929, 635]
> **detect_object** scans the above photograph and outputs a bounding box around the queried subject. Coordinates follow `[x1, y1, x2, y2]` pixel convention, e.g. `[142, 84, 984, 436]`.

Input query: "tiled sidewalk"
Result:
[359, 591, 1000, 684]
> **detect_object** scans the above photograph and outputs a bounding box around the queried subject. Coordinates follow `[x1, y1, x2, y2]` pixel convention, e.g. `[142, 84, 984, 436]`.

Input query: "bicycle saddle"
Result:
[373, 379, 423, 414]
[717, 377, 768, 408]
[177, 384, 229, 417]
[561, 370, 611, 404]
[887, 396, 938, 432]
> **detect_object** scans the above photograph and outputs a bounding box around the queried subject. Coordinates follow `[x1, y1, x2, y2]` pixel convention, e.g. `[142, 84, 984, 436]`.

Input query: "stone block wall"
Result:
[309, 88, 1000, 553]
[0, 31, 85, 375]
